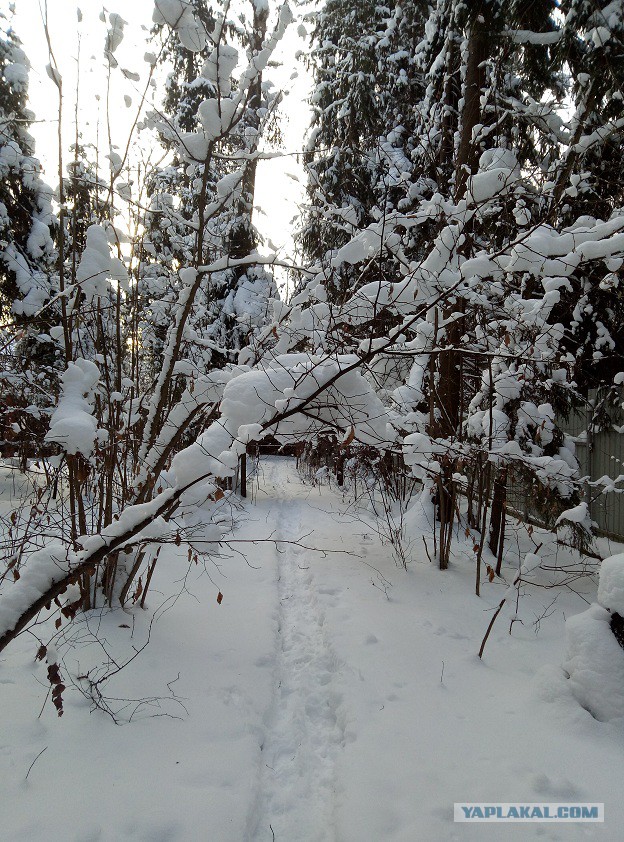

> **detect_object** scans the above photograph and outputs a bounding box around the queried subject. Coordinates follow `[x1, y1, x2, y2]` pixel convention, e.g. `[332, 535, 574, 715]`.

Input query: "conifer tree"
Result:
[142, 0, 277, 377]
[0, 24, 55, 328]
[301, 0, 386, 260]
[552, 1, 624, 395]
[0, 22, 58, 463]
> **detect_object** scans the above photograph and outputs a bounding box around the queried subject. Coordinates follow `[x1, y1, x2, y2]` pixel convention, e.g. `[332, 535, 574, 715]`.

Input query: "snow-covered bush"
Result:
[564, 553, 624, 721]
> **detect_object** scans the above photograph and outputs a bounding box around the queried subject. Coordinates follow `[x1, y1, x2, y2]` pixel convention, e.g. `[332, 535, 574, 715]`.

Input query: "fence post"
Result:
[240, 453, 247, 499]
[586, 396, 594, 524]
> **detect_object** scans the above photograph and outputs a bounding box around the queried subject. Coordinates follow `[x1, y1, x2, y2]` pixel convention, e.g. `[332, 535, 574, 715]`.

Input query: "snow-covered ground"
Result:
[1, 457, 623, 841]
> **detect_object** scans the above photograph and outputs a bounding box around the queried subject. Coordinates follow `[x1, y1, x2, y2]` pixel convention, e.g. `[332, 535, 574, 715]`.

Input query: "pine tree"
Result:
[552, 1, 624, 395]
[0, 24, 55, 327]
[300, 0, 391, 291]
[0, 22, 58, 465]
[299, 0, 433, 320]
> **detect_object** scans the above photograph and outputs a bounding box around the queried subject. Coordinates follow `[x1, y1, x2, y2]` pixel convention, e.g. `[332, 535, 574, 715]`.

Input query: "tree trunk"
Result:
[489, 467, 508, 575]
[229, 4, 268, 260]
[430, 7, 489, 568]
[455, 9, 489, 201]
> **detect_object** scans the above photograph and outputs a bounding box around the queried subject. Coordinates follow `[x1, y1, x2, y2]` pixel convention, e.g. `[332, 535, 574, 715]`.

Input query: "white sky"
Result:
[6, 0, 311, 279]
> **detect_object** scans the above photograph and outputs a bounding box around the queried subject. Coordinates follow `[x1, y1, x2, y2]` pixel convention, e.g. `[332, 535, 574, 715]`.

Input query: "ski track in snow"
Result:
[248, 461, 345, 842]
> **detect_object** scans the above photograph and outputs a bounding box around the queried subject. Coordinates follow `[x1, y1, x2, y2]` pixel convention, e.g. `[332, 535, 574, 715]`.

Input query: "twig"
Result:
[479, 542, 543, 658]
[25, 746, 48, 781]
[478, 596, 507, 659]
[37, 684, 51, 719]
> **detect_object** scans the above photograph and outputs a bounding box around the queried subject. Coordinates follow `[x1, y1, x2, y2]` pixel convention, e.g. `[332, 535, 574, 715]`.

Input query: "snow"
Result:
[202, 45, 239, 93]
[80, 488, 177, 555]
[506, 29, 562, 45]
[597, 553, 624, 614]
[153, 0, 207, 52]
[565, 604, 624, 722]
[216, 168, 243, 197]
[564, 546, 624, 723]
[152, 0, 187, 27]
[45, 64, 61, 86]
[3, 62, 29, 86]
[2, 458, 623, 841]
[572, 118, 624, 153]
[232, 271, 274, 324]
[165, 352, 393, 495]
[178, 130, 211, 161]
[76, 224, 127, 303]
[248, 478, 343, 840]
[4, 245, 50, 316]
[26, 218, 52, 259]
[0, 542, 73, 638]
[556, 501, 591, 527]
[171, 422, 237, 487]
[105, 12, 126, 58]
[214, 354, 392, 450]
[138, 366, 241, 487]
[199, 98, 238, 140]
[45, 358, 102, 457]
[0, 139, 21, 169]
[152, 0, 207, 53]
[466, 167, 518, 205]
[403, 431, 445, 478]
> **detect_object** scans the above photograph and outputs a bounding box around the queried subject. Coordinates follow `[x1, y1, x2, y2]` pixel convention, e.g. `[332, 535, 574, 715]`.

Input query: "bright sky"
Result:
[6, 0, 311, 284]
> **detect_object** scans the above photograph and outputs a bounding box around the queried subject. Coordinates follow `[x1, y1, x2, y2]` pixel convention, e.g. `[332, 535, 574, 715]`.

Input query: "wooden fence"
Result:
[562, 393, 624, 541]
[506, 391, 624, 540]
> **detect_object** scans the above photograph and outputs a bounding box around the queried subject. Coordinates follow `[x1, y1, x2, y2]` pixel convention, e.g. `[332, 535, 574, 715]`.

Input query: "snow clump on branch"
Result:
[45, 359, 103, 458]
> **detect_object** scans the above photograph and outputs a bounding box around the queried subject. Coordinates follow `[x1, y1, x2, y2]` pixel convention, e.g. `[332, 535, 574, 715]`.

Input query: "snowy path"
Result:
[249, 461, 345, 842]
[3, 457, 624, 841]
